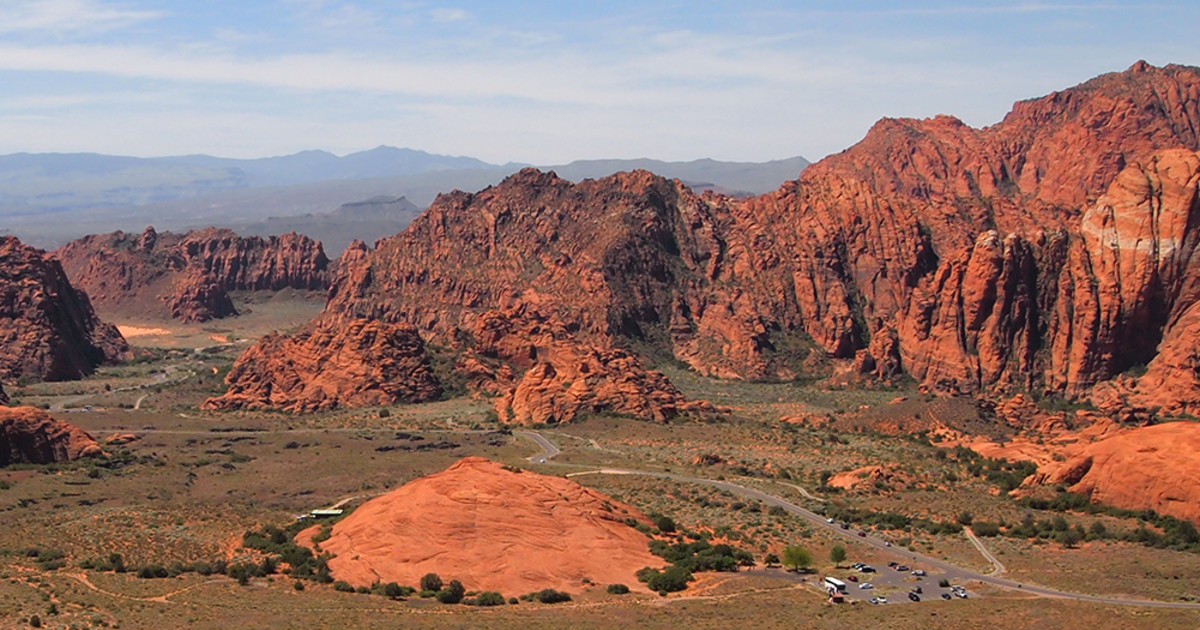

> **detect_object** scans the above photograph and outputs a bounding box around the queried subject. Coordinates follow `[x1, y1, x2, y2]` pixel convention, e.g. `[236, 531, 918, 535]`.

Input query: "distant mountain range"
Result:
[0, 147, 809, 252]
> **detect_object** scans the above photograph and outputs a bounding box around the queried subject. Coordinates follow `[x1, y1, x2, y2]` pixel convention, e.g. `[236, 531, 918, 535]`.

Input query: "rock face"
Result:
[0, 236, 130, 382]
[55, 226, 329, 323]
[213, 62, 1200, 419]
[201, 318, 441, 413]
[297, 457, 662, 593]
[1035, 422, 1200, 525]
[468, 310, 713, 424]
[0, 406, 102, 465]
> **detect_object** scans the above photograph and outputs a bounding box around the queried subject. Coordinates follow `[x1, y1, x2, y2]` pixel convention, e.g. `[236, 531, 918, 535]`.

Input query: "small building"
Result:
[310, 508, 344, 518]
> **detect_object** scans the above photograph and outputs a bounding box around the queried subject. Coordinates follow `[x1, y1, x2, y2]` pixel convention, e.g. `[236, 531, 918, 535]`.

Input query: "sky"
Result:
[0, 0, 1197, 165]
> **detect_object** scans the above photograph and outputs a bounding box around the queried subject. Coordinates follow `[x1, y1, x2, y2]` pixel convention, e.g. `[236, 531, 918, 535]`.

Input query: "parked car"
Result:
[869, 596, 887, 605]
[857, 531, 866, 537]
[859, 565, 876, 573]
[911, 586, 922, 594]
[884, 541, 892, 547]
[887, 561, 898, 568]
[955, 591, 968, 599]
[859, 583, 874, 590]
[846, 575, 858, 582]
[912, 570, 927, 576]
[908, 592, 920, 602]
[851, 563, 865, 570]
[896, 565, 910, 572]
[826, 517, 835, 523]
[941, 593, 952, 600]
[841, 523, 850, 530]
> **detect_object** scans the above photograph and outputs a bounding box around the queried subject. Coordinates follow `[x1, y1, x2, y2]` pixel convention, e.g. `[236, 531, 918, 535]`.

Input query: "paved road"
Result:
[524, 430, 1200, 610]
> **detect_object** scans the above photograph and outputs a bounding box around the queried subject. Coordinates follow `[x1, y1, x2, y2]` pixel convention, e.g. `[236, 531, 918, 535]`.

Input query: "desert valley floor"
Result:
[1, 293, 1199, 629]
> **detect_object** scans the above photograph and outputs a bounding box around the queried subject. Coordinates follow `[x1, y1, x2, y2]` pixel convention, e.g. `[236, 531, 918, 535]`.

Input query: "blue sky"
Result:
[0, 1, 1196, 164]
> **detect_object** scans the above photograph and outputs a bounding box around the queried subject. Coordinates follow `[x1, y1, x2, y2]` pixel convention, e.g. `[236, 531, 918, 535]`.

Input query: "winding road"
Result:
[520, 430, 1200, 611]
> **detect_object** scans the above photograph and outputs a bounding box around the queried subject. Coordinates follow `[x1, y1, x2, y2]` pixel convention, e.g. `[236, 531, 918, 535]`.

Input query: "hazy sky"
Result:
[0, 0, 1196, 164]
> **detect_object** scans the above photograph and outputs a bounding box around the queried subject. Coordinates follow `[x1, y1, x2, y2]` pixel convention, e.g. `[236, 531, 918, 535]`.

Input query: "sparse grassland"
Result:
[2, 315, 1200, 628]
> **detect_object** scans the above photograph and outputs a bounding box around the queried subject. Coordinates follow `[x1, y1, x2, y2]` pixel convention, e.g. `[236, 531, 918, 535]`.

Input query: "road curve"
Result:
[523, 430, 1200, 611]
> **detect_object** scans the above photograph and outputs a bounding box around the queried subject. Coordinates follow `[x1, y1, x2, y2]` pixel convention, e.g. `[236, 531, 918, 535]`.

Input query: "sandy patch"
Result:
[117, 325, 174, 338]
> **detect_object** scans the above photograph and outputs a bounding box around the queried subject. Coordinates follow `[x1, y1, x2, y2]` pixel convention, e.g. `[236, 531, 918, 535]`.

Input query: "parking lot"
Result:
[826, 560, 972, 605]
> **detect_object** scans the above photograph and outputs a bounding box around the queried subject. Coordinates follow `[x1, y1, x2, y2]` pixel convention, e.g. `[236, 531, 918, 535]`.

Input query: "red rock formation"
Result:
[297, 457, 663, 593]
[55, 226, 329, 323]
[1034, 422, 1200, 525]
[0, 236, 130, 382]
[201, 318, 441, 413]
[214, 62, 1200, 418]
[464, 310, 712, 424]
[0, 406, 102, 465]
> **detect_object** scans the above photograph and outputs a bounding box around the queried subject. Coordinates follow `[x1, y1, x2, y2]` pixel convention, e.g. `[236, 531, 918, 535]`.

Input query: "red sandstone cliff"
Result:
[202, 318, 442, 412]
[55, 226, 329, 323]
[0, 406, 102, 465]
[0, 236, 130, 382]
[211, 62, 1200, 419]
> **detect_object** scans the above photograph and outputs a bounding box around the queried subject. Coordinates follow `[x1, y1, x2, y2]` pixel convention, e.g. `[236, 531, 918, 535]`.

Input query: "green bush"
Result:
[436, 580, 465, 604]
[638, 565, 692, 593]
[606, 583, 630, 595]
[420, 573, 443, 592]
[333, 581, 355, 593]
[534, 589, 572, 604]
[471, 591, 506, 606]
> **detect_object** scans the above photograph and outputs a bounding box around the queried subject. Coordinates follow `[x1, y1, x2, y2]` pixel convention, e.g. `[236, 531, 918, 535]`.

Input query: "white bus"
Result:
[823, 576, 847, 594]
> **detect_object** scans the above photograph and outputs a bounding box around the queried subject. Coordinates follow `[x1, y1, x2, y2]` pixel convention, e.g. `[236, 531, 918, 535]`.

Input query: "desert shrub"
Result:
[420, 573, 443, 592]
[333, 581, 355, 593]
[637, 565, 692, 593]
[382, 582, 410, 598]
[973, 521, 1002, 537]
[606, 583, 630, 595]
[137, 565, 169, 579]
[534, 589, 572, 603]
[471, 591, 506, 606]
[436, 580, 465, 604]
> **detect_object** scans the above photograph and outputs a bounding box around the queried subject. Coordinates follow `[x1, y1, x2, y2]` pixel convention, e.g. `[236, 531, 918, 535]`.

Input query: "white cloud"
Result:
[0, 0, 163, 35]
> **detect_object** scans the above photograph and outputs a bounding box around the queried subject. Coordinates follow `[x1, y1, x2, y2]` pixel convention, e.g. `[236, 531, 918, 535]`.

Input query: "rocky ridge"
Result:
[0, 235, 129, 383]
[213, 62, 1200, 423]
[55, 226, 329, 323]
[201, 318, 441, 413]
[0, 406, 102, 465]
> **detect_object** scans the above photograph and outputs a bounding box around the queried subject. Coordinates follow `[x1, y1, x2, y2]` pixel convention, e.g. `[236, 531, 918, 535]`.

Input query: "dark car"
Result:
[857, 531, 866, 537]
[911, 586, 922, 594]
[887, 561, 898, 568]
[908, 592, 920, 602]
[896, 565, 910, 572]
[841, 523, 850, 530]
[941, 593, 952, 600]
[846, 575, 858, 582]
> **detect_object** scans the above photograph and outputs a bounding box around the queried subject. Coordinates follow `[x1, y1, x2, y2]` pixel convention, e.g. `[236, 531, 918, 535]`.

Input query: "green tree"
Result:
[420, 573, 443, 592]
[764, 553, 780, 566]
[781, 545, 813, 572]
[436, 580, 465, 604]
[829, 544, 847, 567]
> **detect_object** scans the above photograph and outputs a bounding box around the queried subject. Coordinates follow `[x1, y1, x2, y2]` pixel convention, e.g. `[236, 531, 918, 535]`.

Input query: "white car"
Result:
[826, 517, 835, 523]
[859, 583, 874, 589]
[869, 596, 888, 604]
